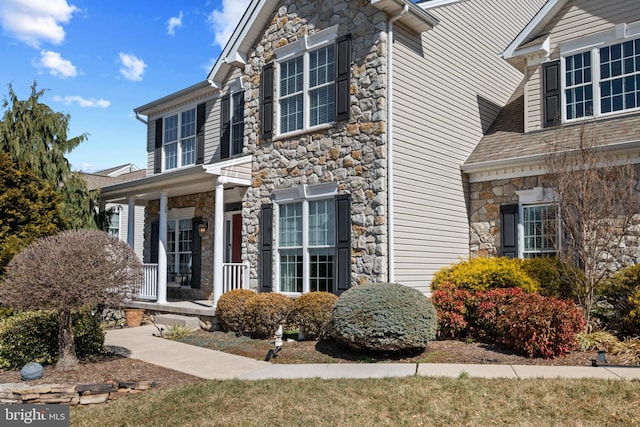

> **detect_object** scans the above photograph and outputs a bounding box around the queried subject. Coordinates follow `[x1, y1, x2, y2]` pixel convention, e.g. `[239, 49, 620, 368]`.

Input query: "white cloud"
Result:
[0, 0, 78, 48]
[53, 95, 110, 108]
[207, 0, 250, 49]
[119, 53, 146, 81]
[35, 50, 77, 78]
[167, 11, 183, 36]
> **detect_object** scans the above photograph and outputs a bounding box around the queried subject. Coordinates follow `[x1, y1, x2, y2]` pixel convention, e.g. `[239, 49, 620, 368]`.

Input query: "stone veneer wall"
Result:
[144, 192, 214, 300]
[469, 171, 640, 264]
[468, 175, 553, 258]
[241, 0, 391, 289]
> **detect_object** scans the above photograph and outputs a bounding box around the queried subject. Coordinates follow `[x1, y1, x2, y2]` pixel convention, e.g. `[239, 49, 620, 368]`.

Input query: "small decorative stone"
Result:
[20, 362, 44, 381]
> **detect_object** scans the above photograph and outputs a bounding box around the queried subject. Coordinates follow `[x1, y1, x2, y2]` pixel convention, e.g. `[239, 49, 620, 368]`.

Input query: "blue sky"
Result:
[0, 0, 250, 172]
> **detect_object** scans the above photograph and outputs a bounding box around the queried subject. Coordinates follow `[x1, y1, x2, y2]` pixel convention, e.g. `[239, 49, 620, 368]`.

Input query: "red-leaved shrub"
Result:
[497, 293, 585, 358]
[431, 282, 471, 338]
[431, 284, 585, 358]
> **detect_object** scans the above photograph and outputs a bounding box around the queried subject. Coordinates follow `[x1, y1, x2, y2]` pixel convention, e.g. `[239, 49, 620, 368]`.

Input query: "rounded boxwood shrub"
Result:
[289, 292, 338, 339]
[215, 289, 256, 333]
[243, 293, 292, 339]
[431, 257, 539, 293]
[0, 309, 105, 370]
[331, 283, 437, 352]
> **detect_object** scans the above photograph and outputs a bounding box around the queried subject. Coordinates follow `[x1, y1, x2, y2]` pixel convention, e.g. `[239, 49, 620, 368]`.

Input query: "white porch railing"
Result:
[135, 263, 158, 301]
[134, 262, 247, 301]
[222, 262, 249, 293]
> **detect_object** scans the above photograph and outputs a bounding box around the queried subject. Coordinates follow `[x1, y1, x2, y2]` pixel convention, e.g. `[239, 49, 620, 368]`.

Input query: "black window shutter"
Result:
[335, 194, 352, 294]
[335, 34, 352, 122]
[261, 63, 274, 139]
[154, 119, 163, 173]
[500, 204, 519, 258]
[150, 220, 159, 263]
[196, 103, 206, 164]
[191, 217, 203, 288]
[543, 60, 561, 128]
[220, 95, 231, 159]
[259, 204, 273, 292]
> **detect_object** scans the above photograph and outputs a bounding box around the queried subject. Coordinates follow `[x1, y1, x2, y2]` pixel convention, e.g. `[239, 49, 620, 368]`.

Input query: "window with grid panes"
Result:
[164, 107, 196, 170]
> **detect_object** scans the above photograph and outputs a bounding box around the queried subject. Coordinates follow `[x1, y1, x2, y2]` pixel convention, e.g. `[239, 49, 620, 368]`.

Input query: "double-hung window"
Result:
[164, 107, 196, 170]
[562, 36, 640, 121]
[522, 204, 558, 258]
[275, 25, 338, 135]
[275, 186, 337, 295]
[231, 91, 244, 156]
[106, 208, 120, 238]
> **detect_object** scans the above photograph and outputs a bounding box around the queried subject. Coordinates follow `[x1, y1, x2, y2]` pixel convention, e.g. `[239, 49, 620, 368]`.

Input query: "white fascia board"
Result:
[208, 0, 278, 83]
[372, 0, 439, 32]
[418, 0, 462, 10]
[134, 80, 217, 116]
[502, 0, 567, 60]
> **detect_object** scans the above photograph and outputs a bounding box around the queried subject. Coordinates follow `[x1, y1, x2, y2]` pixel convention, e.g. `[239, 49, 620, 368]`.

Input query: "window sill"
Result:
[274, 123, 336, 141]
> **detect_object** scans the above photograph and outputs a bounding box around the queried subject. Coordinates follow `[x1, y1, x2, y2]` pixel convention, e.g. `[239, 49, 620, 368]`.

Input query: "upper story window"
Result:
[562, 37, 640, 121]
[164, 107, 196, 171]
[221, 87, 244, 159]
[279, 45, 336, 134]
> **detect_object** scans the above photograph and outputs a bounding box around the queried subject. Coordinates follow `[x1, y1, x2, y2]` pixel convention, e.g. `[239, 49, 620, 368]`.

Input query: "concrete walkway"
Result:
[105, 325, 640, 381]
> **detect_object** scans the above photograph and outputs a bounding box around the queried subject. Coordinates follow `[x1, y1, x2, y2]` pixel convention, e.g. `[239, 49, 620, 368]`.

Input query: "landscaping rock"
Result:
[20, 362, 44, 381]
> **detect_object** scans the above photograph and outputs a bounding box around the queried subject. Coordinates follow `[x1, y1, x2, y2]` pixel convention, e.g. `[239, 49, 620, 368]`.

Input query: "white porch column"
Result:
[212, 178, 225, 307]
[127, 196, 136, 249]
[157, 192, 168, 304]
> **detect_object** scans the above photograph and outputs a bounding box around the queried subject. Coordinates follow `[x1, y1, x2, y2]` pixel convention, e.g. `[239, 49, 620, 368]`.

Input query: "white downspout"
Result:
[387, 5, 408, 284]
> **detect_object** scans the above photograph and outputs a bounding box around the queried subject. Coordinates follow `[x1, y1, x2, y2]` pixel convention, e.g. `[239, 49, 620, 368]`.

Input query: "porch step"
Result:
[154, 314, 201, 331]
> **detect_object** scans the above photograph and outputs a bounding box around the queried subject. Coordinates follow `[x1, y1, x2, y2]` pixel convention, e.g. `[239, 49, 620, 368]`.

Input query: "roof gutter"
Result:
[387, 4, 408, 284]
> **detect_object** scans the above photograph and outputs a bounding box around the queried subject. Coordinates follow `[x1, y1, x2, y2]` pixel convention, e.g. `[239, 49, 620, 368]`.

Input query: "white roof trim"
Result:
[502, 0, 568, 60]
[418, 0, 463, 10]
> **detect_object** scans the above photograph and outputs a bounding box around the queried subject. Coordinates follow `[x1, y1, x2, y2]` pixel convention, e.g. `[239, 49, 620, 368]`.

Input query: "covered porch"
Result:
[101, 156, 252, 308]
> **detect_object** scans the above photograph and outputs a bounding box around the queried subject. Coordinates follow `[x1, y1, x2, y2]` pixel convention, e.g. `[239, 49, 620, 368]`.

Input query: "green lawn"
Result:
[71, 377, 639, 426]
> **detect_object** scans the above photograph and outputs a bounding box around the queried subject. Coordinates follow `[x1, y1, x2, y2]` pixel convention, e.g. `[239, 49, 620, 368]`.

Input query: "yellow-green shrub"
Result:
[431, 257, 539, 293]
[289, 292, 338, 339]
[521, 257, 576, 298]
[215, 289, 256, 333]
[243, 293, 292, 339]
[596, 263, 640, 338]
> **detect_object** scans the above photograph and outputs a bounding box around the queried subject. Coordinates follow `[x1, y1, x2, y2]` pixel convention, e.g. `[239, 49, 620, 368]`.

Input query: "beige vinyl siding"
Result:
[392, 0, 546, 292]
[206, 67, 243, 163]
[525, 64, 543, 132]
[526, 0, 640, 129]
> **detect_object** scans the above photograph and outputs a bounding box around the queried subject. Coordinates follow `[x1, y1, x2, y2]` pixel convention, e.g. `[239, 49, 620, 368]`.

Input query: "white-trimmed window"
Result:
[106, 208, 120, 238]
[274, 183, 337, 295]
[167, 218, 193, 280]
[231, 91, 244, 156]
[514, 188, 560, 258]
[164, 107, 196, 170]
[562, 35, 640, 121]
[275, 26, 338, 135]
[522, 204, 558, 258]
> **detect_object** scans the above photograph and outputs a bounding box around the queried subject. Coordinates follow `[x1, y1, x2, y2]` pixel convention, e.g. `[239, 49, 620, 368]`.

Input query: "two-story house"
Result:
[464, 0, 640, 261]
[100, 0, 545, 306]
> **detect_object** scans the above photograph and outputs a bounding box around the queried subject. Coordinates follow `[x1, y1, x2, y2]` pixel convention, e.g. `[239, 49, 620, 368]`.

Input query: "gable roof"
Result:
[502, 0, 567, 61]
[207, 0, 438, 87]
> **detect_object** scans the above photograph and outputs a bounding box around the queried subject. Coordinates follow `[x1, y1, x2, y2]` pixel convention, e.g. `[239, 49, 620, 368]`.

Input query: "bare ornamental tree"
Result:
[0, 229, 142, 370]
[546, 122, 640, 329]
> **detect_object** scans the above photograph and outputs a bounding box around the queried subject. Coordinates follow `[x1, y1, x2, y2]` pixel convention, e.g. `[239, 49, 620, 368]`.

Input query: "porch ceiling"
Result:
[100, 156, 252, 204]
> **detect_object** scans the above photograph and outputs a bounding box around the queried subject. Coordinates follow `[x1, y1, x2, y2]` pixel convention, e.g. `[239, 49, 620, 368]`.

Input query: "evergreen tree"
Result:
[0, 154, 67, 274]
[0, 82, 97, 229]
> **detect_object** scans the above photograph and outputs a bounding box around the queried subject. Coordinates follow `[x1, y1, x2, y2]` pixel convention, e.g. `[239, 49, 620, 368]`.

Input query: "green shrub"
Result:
[164, 324, 194, 341]
[331, 283, 437, 352]
[215, 289, 256, 332]
[431, 257, 539, 293]
[576, 331, 619, 352]
[521, 257, 576, 298]
[243, 293, 292, 339]
[0, 310, 105, 370]
[596, 263, 640, 338]
[289, 292, 338, 340]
